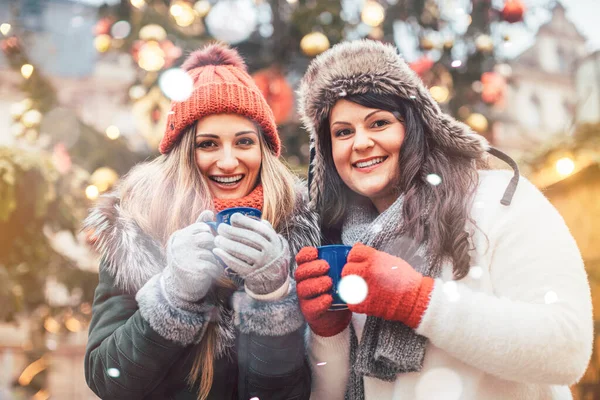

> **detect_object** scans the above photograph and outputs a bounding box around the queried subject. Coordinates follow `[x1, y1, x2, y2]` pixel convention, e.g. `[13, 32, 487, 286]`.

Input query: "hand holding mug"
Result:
[213, 210, 290, 295]
[162, 210, 223, 304]
[294, 247, 352, 337]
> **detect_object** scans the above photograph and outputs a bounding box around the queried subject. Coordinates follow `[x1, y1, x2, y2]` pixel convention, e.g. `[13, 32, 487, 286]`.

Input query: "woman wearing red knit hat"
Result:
[82, 43, 319, 400]
[295, 40, 592, 400]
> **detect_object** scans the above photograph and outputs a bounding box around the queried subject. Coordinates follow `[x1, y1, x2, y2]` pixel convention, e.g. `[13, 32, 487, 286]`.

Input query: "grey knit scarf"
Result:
[340, 195, 441, 400]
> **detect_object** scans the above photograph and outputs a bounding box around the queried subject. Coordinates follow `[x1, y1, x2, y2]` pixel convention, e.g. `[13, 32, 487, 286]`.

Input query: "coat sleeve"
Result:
[84, 263, 213, 399]
[233, 282, 312, 400]
[416, 176, 594, 385]
[306, 327, 351, 400]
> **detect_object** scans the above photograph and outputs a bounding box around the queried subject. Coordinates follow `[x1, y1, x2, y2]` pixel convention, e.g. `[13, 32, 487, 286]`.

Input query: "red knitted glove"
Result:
[341, 243, 434, 329]
[294, 247, 352, 337]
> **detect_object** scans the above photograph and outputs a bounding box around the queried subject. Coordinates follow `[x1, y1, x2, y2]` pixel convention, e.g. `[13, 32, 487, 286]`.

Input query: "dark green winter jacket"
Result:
[83, 182, 320, 400]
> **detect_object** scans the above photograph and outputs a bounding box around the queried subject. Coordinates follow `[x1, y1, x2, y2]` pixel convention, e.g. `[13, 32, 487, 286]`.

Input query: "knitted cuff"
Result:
[245, 277, 291, 301]
[404, 276, 435, 329]
[310, 309, 352, 338]
[232, 282, 304, 336]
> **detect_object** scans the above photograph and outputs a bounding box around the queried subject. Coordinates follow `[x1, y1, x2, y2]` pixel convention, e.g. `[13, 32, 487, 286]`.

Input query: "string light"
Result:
[86, 185, 99, 200]
[21, 64, 34, 79]
[429, 86, 449, 103]
[0, 23, 11, 36]
[43, 316, 61, 333]
[361, 0, 385, 27]
[130, 0, 145, 9]
[194, 0, 211, 17]
[138, 41, 166, 71]
[555, 157, 575, 177]
[65, 317, 82, 332]
[105, 125, 120, 140]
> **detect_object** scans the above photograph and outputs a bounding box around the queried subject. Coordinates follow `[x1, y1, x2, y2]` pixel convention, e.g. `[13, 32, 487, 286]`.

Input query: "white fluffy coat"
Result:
[308, 170, 593, 400]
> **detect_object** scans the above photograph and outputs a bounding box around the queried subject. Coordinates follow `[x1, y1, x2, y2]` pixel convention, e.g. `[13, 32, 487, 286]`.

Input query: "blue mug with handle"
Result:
[317, 245, 352, 311]
[206, 207, 262, 271]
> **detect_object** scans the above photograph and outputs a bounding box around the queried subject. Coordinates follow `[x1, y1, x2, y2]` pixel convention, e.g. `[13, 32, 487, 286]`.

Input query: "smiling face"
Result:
[329, 99, 406, 213]
[195, 114, 262, 200]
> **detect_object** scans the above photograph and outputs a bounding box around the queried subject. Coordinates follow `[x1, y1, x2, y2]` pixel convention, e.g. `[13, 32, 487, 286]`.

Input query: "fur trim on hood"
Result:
[82, 179, 320, 294]
[296, 40, 515, 208]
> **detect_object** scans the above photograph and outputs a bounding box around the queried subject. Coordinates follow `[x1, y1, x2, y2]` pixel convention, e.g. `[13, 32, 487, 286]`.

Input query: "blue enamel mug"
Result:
[206, 207, 262, 232]
[317, 245, 352, 311]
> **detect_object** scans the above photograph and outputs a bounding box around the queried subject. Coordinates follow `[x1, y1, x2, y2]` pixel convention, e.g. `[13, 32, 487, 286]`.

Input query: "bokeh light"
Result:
[426, 173, 442, 186]
[21, 64, 34, 79]
[338, 274, 368, 305]
[159, 68, 194, 101]
[0, 23, 11, 36]
[361, 0, 385, 27]
[105, 125, 121, 140]
[555, 157, 575, 177]
[111, 21, 131, 40]
[545, 290, 558, 304]
[86, 185, 100, 200]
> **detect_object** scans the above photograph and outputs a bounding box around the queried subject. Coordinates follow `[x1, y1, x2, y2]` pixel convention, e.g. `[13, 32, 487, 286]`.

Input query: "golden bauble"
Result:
[465, 113, 489, 133]
[300, 32, 330, 57]
[90, 167, 119, 193]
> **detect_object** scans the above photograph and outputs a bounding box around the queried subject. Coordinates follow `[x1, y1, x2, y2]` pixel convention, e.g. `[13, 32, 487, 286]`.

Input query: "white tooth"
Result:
[356, 157, 384, 168]
[213, 175, 242, 183]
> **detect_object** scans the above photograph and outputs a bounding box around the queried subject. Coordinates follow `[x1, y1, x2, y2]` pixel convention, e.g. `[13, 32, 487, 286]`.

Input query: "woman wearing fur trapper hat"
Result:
[294, 39, 592, 400]
[82, 43, 319, 400]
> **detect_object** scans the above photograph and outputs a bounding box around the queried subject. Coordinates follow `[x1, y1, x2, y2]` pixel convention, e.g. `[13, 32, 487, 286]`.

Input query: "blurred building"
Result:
[494, 3, 588, 159]
[575, 50, 600, 125]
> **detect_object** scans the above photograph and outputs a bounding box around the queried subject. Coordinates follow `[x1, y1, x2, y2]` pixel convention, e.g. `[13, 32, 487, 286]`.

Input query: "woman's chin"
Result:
[210, 185, 250, 200]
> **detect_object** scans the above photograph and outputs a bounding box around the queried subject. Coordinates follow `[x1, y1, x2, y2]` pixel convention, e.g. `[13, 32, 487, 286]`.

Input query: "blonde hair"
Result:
[118, 121, 296, 400]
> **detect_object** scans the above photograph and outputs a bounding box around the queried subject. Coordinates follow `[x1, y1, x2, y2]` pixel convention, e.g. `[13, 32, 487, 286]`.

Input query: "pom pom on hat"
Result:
[181, 42, 247, 72]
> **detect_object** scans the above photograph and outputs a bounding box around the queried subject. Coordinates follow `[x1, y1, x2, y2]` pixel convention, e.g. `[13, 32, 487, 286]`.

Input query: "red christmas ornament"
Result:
[481, 72, 506, 105]
[409, 57, 434, 77]
[94, 17, 114, 36]
[160, 40, 183, 69]
[0, 37, 21, 56]
[502, 0, 525, 24]
[252, 67, 294, 124]
[151, 106, 162, 124]
[52, 143, 72, 174]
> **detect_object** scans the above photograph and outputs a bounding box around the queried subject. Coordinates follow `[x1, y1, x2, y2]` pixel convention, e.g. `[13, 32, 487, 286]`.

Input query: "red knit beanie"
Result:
[159, 43, 281, 156]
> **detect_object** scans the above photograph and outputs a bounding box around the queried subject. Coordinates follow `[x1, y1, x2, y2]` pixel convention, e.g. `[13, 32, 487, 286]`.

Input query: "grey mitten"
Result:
[162, 210, 223, 306]
[213, 213, 290, 295]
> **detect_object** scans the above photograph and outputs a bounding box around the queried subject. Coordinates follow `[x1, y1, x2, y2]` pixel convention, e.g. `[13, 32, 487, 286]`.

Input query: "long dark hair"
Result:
[318, 92, 485, 279]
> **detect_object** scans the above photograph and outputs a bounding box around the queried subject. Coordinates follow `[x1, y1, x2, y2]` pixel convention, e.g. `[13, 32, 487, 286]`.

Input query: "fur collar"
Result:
[82, 180, 320, 293]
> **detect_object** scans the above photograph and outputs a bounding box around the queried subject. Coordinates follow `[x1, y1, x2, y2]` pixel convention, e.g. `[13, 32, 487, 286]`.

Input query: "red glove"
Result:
[341, 243, 434, 329]
[294, 247, 352, 337]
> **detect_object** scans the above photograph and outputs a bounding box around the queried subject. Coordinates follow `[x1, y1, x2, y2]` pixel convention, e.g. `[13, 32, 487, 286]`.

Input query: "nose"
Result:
[216, 148, 239, 172]
[352, 128, 374, 152]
